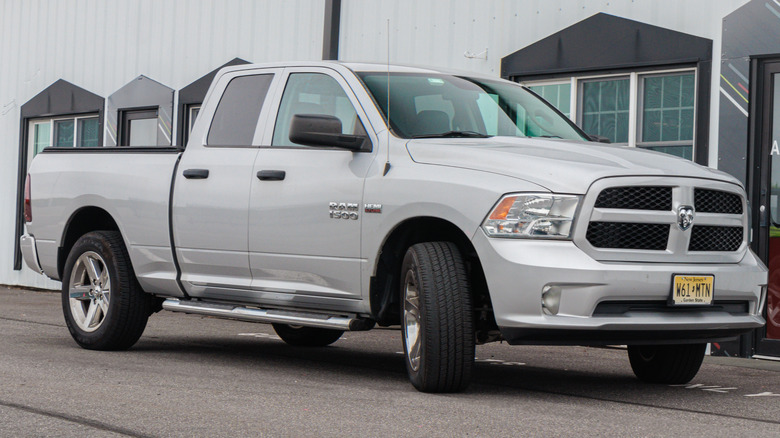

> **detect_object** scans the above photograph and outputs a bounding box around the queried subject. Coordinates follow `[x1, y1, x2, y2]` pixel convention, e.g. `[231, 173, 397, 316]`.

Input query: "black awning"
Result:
[501, 13, 712, 79]
[21, 79, 103, 118]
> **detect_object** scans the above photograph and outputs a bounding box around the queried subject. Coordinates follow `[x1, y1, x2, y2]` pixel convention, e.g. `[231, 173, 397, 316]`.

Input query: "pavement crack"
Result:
[0, 399, 152, 437]
[478, 382, 780, 426]
[0, 316, 64, 328]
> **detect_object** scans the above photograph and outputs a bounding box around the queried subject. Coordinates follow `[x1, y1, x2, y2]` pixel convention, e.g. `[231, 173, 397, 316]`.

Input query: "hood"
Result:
[405, 137, 740, 194]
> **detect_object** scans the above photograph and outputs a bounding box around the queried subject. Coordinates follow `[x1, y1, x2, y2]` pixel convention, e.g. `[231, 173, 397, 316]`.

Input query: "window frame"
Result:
[577, 74, 632, 144]
[26, 113, 101, 161]
[118, 107, 159, 146]
[521, 67, 697, 158]
[636, 70, 698, 149]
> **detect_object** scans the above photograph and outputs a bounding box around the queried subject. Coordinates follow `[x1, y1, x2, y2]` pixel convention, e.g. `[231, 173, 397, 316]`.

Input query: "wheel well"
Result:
[370, 217, 496, 338]
[58, 207, 119, 279]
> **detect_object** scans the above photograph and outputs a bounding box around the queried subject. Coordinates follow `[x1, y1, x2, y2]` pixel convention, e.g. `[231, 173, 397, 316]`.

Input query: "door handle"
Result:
[183, 169, 209, 179]
[257, 170, 286, 181]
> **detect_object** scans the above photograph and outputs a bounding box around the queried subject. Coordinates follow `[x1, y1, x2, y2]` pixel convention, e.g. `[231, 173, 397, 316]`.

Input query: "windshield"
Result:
[357, 72, 588, 141]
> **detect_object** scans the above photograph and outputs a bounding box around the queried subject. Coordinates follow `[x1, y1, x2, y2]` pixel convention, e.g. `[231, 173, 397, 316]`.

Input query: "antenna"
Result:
[383, 18, 392, 176]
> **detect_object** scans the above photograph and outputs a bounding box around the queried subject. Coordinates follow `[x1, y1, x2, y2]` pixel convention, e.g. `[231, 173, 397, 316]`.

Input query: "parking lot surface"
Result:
[1, 286, 778, 437]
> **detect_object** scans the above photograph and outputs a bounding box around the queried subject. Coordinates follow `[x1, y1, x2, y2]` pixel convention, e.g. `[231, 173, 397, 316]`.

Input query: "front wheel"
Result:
[627, 344, 706, 384]
[401, 242, 474, 393]
[62, 231, 151, 351]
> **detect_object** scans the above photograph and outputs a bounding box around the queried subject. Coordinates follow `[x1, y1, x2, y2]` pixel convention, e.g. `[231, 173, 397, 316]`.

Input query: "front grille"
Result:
[594, 186, 672, 211]
[688, 226, 743, 251]
[593, 300, 749, 316]
[694, 189, 742, 214]
[586, 222, 669, 250]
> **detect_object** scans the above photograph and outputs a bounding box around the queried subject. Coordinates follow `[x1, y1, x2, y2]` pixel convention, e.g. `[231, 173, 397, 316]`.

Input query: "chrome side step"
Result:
[162, 299, 375, 331]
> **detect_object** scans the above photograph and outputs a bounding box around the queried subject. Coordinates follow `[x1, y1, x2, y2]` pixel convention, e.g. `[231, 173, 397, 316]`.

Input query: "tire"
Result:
[627, 344, 706, 384]
[400, 242, 474, 393]
[62, 231, 151, 351]
[272, 324, 344, 347]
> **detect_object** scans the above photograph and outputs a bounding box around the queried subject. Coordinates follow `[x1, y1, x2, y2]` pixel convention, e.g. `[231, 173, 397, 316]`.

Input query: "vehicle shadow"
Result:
[128, 333, 674, 401]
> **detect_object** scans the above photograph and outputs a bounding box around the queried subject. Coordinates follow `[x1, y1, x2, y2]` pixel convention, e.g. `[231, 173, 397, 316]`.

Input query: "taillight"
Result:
[24, 174, 32, 223]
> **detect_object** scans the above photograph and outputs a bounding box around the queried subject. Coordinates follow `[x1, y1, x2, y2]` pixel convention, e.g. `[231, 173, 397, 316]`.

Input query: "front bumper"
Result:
[20, 234, 44, 274]
[472, 231, 767, 345]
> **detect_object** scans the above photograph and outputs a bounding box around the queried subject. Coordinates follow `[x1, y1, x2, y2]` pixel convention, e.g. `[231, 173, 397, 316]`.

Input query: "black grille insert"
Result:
[688, 226, 743, 252]
[586, 222, 669, 250]
[593, 300, 749, 316]
[694, 189, 742, 214]
[594, 186, 672, 211]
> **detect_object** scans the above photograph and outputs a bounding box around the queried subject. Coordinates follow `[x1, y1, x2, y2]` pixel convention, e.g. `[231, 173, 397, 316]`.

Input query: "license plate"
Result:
[671, 275, 714, 305]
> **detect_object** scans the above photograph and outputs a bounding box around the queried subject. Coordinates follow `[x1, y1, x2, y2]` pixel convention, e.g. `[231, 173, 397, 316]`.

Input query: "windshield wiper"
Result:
[412, 130, 491, 139]
[537, 135, 562, 139]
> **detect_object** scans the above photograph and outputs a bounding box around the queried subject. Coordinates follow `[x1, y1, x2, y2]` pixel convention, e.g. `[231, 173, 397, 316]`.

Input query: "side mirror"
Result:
[588, 134, 611, 144]
[289, 114, 367, 151]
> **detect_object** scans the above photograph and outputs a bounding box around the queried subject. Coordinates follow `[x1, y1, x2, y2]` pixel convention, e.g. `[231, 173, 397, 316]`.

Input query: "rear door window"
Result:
[207, 74, 274, 146]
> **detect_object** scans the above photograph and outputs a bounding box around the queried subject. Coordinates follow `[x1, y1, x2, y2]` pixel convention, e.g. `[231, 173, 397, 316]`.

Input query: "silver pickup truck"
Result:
[21, 62, 767, 392]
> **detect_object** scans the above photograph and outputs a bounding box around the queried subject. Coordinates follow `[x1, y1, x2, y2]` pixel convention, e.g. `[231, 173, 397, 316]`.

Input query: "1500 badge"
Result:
[329, 202, 359, 220]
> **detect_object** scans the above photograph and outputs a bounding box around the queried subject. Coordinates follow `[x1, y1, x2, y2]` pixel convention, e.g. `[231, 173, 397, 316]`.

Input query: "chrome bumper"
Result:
[472, 231, 768, 344]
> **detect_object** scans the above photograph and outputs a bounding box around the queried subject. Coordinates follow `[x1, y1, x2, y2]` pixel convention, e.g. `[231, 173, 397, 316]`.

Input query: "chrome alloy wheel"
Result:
[68, 251, 111, 332]
[403, 267, 422, 372]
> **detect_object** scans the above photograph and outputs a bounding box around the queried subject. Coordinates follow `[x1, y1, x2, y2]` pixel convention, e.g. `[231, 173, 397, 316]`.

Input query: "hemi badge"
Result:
[364, 204, 383, 214]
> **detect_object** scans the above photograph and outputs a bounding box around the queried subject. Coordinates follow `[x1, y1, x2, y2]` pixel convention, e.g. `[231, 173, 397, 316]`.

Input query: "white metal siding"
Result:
[0, 0, 326, 288]
[340, 0, 748, 76]
[0, 0, 753, 289]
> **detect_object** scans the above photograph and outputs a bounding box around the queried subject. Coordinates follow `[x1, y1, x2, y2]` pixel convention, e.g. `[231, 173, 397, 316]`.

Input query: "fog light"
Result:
[542, 286, 561, 315]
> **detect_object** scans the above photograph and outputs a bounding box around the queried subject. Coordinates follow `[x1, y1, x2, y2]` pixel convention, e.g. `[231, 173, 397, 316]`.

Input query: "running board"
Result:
[162, 299, 375, 331]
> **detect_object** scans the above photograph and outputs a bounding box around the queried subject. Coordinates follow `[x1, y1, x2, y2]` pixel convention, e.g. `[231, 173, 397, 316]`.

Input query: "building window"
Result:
[523, 68, 696, 159]
[28, 115, 100, 158]
[638, 72, 695, 160]
[527, 82, 572, 118]
[119, 109, 158, 146]
[580, 77, 630, 143]
[189, 105, 201, 133]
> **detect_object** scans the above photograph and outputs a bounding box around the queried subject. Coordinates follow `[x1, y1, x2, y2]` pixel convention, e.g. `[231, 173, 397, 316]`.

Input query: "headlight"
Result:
[482, 193, 580, 239]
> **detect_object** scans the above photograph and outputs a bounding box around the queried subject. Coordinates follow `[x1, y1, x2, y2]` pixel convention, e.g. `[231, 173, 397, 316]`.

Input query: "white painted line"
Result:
[702, 387, 736, 393]
[238, 332, 280, 340]
[158, 122, 171, 144]
[767, 2, 780, 20]
[745, 392, 780, 397]
[720, 87, 749, 118]
[727, 64, 748, 84]
[753, 354, 780, 362]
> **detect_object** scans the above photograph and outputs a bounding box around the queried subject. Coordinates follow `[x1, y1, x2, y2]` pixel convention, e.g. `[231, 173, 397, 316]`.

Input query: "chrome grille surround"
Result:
[573, 176, 748, 263]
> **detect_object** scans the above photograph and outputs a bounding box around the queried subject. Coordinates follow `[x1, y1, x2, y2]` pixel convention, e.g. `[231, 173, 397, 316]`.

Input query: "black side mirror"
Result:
[289, 114, 367, 151]
[588, 134, 611, 144]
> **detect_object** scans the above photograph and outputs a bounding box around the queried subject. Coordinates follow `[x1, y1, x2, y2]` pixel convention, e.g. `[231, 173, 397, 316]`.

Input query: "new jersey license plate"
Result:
[671, 275, 714, 305]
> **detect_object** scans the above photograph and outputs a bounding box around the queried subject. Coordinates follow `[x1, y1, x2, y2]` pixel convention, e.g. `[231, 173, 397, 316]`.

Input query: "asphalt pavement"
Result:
[1, 286, 778, 437]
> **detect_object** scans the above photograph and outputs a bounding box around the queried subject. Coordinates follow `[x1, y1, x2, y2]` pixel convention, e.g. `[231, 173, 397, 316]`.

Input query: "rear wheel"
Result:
[627, 344, 706, 384]
[401, 242, 474, 393]
[272, 324, 344, 347]
[62, 231, 151, 350]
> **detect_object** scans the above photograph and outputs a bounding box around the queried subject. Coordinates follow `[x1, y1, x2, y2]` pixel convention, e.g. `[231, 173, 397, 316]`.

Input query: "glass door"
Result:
[754, 60, 780, 357]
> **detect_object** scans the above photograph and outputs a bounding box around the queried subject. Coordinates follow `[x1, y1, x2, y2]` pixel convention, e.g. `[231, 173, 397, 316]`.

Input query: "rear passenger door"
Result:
[246, 68, 377, 311]
[173, 69, 281, 300]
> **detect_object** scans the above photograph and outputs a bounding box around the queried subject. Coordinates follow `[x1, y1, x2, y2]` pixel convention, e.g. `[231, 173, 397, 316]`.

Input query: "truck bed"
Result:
[27, 147, 182, 295]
